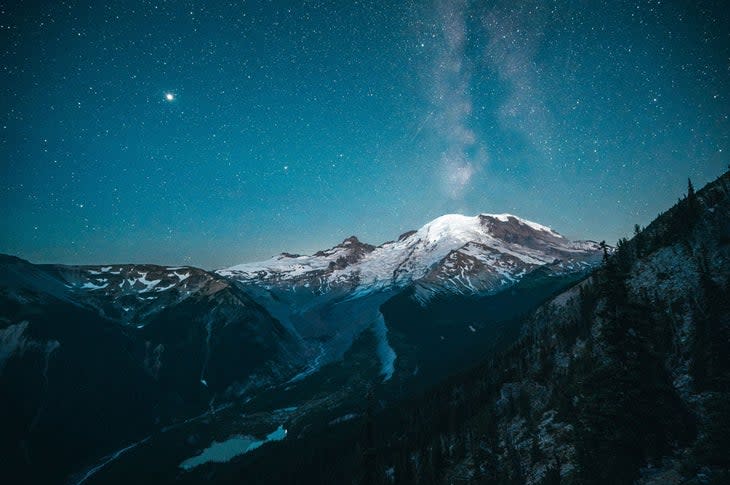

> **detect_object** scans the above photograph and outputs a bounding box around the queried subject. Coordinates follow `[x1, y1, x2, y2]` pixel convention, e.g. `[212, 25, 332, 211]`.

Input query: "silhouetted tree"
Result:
[599, 240, 609, 263]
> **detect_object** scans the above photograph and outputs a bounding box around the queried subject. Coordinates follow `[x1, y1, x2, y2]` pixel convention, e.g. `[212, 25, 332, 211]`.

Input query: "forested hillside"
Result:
[380, 172, 730, 484]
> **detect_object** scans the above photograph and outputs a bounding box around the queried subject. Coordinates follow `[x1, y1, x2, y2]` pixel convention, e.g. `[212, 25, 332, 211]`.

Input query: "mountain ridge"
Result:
[219, 212, 602, 302]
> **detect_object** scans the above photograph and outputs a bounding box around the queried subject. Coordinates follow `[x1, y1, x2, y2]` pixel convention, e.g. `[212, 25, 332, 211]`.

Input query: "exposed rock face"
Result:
[316, 236, 376, 270]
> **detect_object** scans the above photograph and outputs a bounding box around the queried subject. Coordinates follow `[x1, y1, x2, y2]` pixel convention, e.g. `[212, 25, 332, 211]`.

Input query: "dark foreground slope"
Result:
[0, 258, 301, 484]
[217, 172, 730, 484]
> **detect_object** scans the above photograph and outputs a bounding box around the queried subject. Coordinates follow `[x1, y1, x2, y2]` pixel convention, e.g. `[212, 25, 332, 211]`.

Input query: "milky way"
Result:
[1, 0, 727, 268]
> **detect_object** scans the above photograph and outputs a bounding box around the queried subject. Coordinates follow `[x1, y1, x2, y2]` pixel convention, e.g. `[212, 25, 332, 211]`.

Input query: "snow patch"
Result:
[174, 271, 190, 282]
[328, 413, 360, 426]
[373, 313, 396, 381]
[137, 273, 161, 292]
[80, 280, 108, 290]
[153, 282, 175, 292]
[0, 321, 31, 371]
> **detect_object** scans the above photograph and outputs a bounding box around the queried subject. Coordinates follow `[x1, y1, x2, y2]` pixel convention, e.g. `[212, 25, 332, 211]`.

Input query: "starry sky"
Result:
[1, 0, 728, 269]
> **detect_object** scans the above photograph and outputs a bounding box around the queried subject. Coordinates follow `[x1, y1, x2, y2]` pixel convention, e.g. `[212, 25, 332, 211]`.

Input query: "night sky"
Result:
[1, 0, 728, 269]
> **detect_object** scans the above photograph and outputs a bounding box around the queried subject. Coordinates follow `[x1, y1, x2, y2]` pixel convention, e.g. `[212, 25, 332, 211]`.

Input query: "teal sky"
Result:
[1, 0, 727, 268]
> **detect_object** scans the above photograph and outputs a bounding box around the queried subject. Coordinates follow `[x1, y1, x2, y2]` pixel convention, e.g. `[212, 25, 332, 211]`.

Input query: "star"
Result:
[164, 92, 175, 102]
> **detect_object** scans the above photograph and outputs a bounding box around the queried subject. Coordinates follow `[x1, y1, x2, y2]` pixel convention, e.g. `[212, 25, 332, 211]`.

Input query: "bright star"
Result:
[165, 92, 175, 101]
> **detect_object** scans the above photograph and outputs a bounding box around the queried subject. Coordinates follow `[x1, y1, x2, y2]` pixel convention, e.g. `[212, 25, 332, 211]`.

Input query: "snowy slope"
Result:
[45, 263, 233, 325]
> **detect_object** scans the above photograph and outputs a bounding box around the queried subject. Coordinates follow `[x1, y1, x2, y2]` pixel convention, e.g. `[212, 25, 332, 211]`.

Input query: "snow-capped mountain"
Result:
[47, 263, 233, 325]
[219, 213, 603, 302]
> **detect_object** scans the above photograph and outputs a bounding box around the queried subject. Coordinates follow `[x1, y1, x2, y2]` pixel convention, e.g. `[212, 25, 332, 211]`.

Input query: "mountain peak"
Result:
[340, 236, 361, 246]
[397, 230, 417, 242]
[313, 235, 375, 257]
[414, 213, 562, 247]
